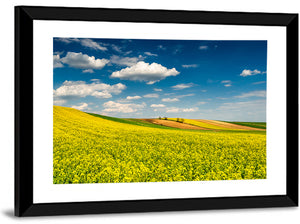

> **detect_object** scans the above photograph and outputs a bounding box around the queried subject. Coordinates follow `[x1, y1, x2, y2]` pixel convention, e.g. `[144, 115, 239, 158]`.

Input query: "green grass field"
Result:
[223, 121, 266, 129]
[88, 113, 179, 130]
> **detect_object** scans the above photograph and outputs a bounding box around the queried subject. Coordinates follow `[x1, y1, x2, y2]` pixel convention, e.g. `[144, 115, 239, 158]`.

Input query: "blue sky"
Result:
[53, 38, 267, 121]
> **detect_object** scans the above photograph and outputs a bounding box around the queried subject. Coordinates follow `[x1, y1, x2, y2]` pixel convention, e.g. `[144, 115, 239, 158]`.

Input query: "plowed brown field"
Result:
[194, 119, 264, 131]
[140, 119, 209, 130]
[139, 118, 265, 131]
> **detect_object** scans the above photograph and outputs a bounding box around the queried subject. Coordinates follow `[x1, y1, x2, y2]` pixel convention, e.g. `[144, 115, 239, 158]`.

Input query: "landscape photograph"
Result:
[53, 37, 267, 184]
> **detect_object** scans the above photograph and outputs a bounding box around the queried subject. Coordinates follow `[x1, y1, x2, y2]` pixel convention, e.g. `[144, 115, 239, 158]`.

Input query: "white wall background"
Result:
[0, 0, 299, 223]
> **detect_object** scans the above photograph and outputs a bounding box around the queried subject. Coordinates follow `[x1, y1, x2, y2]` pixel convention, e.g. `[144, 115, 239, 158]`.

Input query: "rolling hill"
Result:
[53, 106, 266, 184]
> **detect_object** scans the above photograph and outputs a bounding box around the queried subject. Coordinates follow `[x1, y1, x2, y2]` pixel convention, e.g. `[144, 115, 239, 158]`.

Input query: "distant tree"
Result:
[158, 116, 161, 120]
[177, 118, 184, 123]
[164, 117, 168, 120]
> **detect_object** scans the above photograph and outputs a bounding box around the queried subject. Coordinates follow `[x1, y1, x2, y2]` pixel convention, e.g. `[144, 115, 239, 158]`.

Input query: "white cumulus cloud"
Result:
[144, 52, 158, 56]
[53, 54, 64, 68]
[80, 39, 107, 51]
[102, 101, 146, 113]
[182, 107, 199, 112]
[143, 93, 159, 98]
[110, 55, 145, 66]
[150, 104, 165, 108]
[126, 96, 142, 100]
[82, 69, 94, 73]
[166, 107, 198, 113]
[91, 91, 112, 98]
[172, 83, 194, 90]
[60, 52, 109, 70]
[240, 69, 265, 77]
[53, 80, 126, 101]
[71, 103, 89, 111]
[235, 90, 266, 98]
[221, 80, 232, 87]
[199, 45, 208, 50]
[110, 61, 179, 84]
[166, 108, 180, 113]
[162, 98, 179, 102]
[55, 38, 107, 51]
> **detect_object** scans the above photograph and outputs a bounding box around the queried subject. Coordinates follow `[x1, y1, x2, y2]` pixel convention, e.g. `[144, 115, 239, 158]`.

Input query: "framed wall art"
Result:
[15, 6, 298, 216]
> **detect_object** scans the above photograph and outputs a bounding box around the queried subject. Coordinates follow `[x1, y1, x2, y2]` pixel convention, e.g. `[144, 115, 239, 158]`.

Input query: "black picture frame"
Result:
[15, 5, 298, 217]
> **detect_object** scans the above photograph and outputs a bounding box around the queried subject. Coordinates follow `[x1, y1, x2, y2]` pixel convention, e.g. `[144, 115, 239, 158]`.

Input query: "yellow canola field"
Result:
[53, 106, 266, 184]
